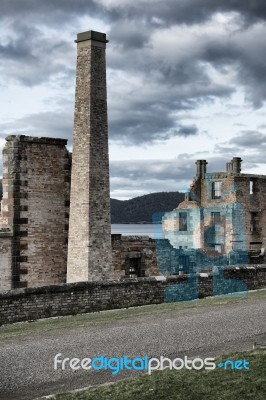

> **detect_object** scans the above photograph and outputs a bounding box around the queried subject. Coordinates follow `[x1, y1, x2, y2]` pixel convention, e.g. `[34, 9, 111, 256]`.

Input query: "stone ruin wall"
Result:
[0, 231, 12, 291]
[1, 265, 266, 325]
[185, 156, 266, 257]
[0, 135, 71, 290]
[111, 235, 159, 279]
[235, 175, 266, 252]
[199, 174, 266, 253]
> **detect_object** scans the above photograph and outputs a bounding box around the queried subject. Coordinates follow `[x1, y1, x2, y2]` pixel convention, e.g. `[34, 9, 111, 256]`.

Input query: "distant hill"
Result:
[110, 192, 184, 223]
[0, 180, 184, 223]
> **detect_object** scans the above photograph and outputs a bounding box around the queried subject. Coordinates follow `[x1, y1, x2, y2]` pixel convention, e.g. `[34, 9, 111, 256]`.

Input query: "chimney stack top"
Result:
[75, 31, 108, 44]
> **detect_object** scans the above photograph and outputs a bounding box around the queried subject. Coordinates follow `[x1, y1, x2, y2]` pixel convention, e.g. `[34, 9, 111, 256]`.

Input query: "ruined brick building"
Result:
[0, 136, 71, 290]
[0, 31, 265, 292]
[163, 158, 266, 271]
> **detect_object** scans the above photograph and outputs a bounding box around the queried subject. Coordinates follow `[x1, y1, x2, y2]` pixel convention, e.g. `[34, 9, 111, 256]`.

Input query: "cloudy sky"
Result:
[1, 1, 266, 199]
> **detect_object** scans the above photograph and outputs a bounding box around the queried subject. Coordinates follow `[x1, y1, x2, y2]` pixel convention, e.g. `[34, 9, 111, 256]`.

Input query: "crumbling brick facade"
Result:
[0, 230, 12, 291]
[0, 135, 71, 289]
[163, 157, 266, 267]
[112, 235, 159, 278]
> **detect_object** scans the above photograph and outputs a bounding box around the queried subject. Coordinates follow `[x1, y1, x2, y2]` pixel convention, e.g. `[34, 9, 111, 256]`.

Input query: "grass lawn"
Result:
[0, 289, 265, 340]
[49, 349, 266, 400]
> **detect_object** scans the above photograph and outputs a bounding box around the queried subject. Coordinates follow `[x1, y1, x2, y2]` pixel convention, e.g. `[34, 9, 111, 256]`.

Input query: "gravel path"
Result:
[0, 295, 265, 400]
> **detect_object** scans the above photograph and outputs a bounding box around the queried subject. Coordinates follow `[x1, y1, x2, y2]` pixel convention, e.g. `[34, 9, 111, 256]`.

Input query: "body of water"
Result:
[111, 224, 163, 239]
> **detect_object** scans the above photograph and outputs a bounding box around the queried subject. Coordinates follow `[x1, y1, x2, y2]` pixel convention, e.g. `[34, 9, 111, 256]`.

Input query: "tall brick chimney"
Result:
[67, 31, 113, 282]
[195, 160, 208, 178]
[231, 157, 242, 174]
[227, 157, 242, 174]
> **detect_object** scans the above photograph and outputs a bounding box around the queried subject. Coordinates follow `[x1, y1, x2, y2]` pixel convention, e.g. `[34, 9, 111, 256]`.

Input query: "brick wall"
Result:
[1, 135, 71, 289]
[166, 163, 266, 258]
[235, 175, 266, 251]
[199, 171, 266, 253]
[1, 265, 265, 325]
[112, 235, 159, 278]
[0, 231, 12, 291]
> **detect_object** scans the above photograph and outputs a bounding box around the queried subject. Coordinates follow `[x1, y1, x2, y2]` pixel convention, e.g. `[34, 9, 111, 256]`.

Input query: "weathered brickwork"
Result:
[0, 136, 71, 290]
[163, 158, 266, 263]
[1, 266, 265, 325]
[67, 31, 113, 282]
[0, 231, 12, 291]
[112, 235, 159, 278]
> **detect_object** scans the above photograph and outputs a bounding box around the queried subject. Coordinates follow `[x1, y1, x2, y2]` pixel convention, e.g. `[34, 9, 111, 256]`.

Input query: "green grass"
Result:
[50, 349, 266, 400]
[0, 289, 265, 340]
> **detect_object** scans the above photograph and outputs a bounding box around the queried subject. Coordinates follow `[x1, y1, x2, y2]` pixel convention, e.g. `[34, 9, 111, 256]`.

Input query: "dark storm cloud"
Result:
[109, 99, 200, 145]
[0, 23, 40, 63]
[104, 1, 266, 108]
[97, 0, 266, 27]
[110, 155, 196, 198]
[200, 23, 266, 107]
[107, 62, 231, 144]
[106, 22, 266, 141]
[110, 152, 259, 199]
[229, 131, 266, 148]
[0, 1, 104, 26]
[0, 21, 75, 86]
[0, 105, 198, 146]
[0, 109, 74, 145]
[19, 111, 74, 142]
[177, 125, 198, 137]
[0, 38, 35, 61]
[1, 0, 266, 147]
[214, 131, 266, 169]
[111, 21, 266, 107]
[108, 20, 149, 50]
[111, 155, 194, 182]
[2, 0, 266, 27]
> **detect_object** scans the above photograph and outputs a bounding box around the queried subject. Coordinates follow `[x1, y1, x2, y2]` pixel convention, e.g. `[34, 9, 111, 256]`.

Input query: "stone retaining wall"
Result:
[0, 265, 265, 325]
